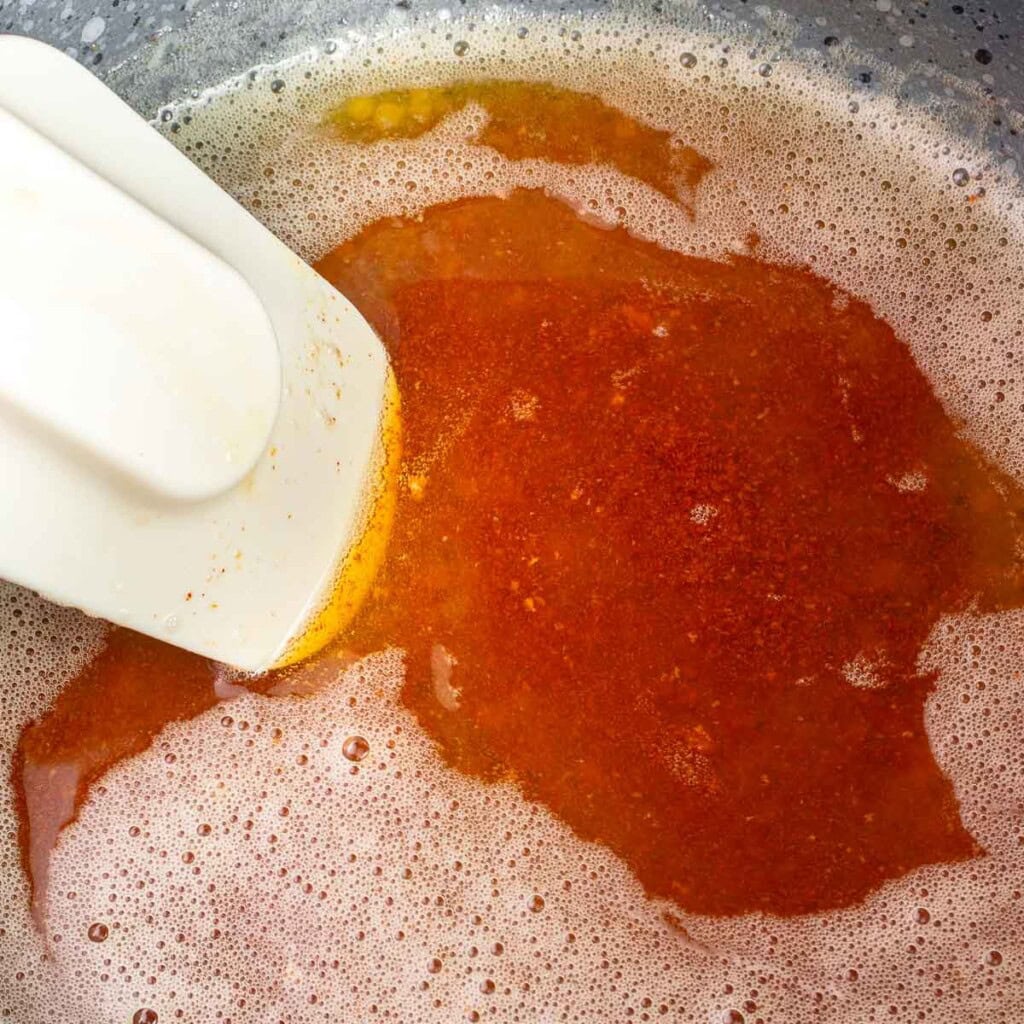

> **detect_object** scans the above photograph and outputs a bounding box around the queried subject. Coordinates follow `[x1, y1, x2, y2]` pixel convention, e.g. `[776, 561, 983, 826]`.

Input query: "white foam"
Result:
[0, 586, 105, 1018]
[4, 7, 1024, 1022]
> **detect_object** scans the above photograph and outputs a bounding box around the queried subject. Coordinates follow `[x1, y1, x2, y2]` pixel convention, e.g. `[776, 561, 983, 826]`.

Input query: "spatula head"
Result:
[0, 37, 397, 671]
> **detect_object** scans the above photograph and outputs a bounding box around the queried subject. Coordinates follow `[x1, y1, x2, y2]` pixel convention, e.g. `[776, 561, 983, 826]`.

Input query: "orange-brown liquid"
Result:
[323, 80, 711, 205]
[15, 84, 1024, 922]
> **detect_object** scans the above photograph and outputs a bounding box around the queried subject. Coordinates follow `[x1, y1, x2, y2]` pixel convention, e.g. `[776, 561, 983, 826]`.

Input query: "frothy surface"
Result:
[4, 7, 1024, 1022]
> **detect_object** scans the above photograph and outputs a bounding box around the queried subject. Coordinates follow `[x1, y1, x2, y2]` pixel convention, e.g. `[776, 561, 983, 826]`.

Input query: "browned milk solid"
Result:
[3, 8, 1024, 1021]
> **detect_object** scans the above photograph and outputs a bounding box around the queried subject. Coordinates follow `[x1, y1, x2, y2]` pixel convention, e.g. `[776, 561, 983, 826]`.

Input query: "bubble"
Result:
[270, 78, 286, 93]
[80, 15, 105, 44]
[87, 922, 109, 943]
[974, 48, 993, 65]
[454, 40, 470, 57]
[757, 62, 773, 77]
[528, 894, 545, 912]
[987, 950, 1003, 966]
[342, 735, 370, 761]
[952, 167, 970, 186]
[132, 1011, 158, 1024]
[679, 52, 697, 68]
[427, 957, 443, 973]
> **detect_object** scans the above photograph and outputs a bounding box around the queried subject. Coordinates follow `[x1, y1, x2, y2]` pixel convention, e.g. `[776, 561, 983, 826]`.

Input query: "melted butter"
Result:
[318, 187, 1024, 915]
[15, 82, 1024, 924]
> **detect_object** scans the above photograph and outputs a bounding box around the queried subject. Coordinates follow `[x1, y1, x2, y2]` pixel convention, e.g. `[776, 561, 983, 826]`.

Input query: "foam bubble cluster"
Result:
[4, 7, 1024, 1022]
[0, 587, 104, 1018]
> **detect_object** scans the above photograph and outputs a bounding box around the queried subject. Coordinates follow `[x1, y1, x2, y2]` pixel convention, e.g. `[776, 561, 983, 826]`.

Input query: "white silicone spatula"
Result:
[0, 36, 398, 671]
